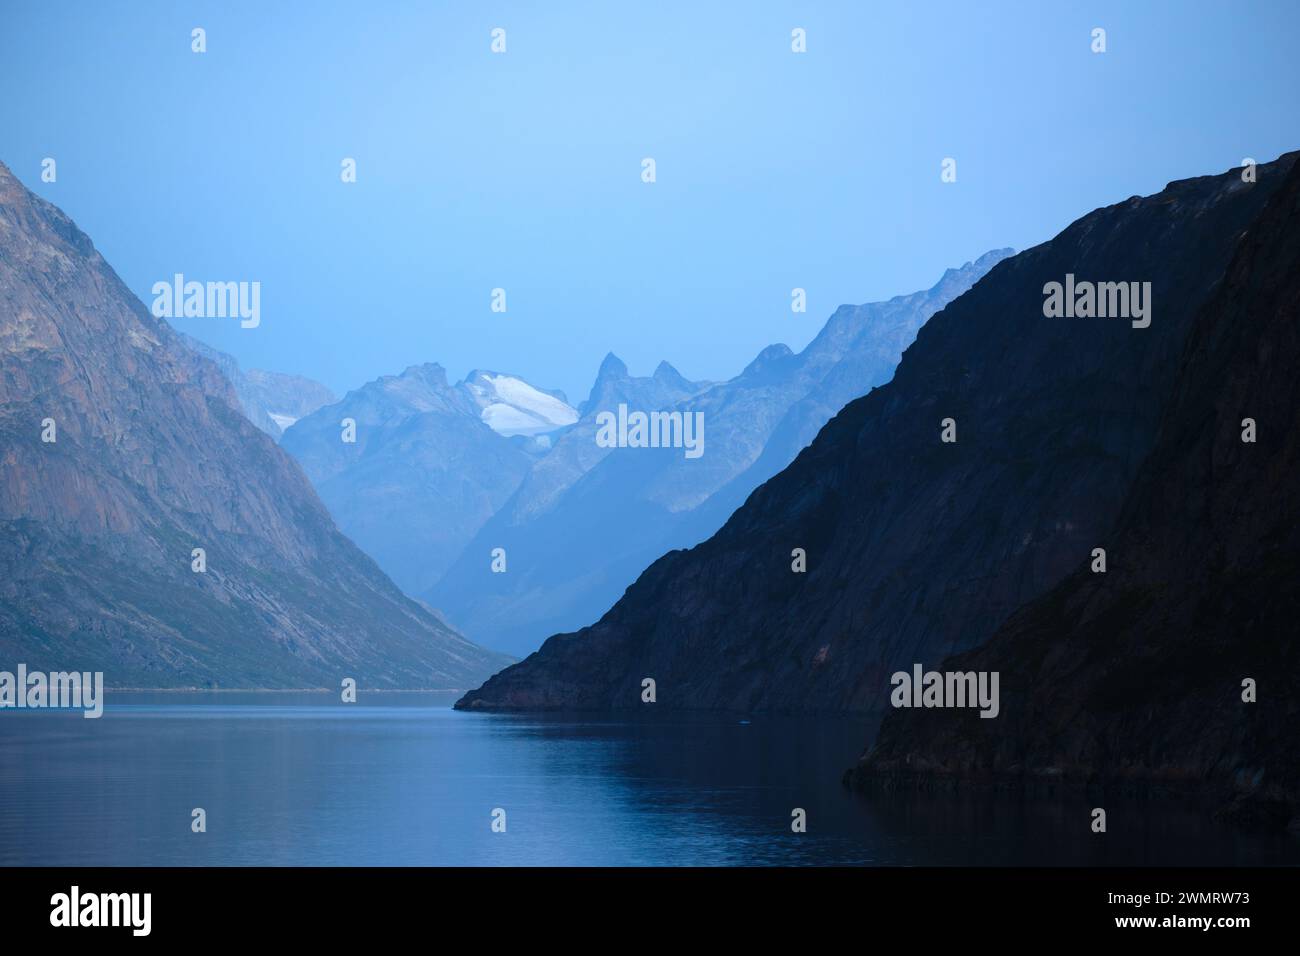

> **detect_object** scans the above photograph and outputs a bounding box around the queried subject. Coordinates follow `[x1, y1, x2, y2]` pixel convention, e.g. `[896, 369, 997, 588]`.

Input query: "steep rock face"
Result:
[849, 156, 1300, 827]
[456, 155, 1294, 712]
[0, 161, 509, 688]
[279, 363, 542, 597]
[433, 255, 1008, 656]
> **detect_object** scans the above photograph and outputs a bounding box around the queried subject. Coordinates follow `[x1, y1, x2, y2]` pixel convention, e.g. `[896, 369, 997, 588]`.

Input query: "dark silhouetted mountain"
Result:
[0, 161, 509, 688]
[457, 154, 1294, 712]
[434, 253, 1010, 656]
[177, 332, 335, 438]
[848, 154, 1300, 829]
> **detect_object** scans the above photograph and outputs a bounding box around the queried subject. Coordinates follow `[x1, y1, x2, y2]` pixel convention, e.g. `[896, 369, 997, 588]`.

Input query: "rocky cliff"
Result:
[0, 161, 509, 688]
[848, 154, 1300, 829]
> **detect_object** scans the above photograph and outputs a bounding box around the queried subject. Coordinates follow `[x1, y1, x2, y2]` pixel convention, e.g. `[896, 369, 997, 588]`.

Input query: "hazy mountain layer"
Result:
[433, 252, 1010, 656]
[279, 363, 549, 598]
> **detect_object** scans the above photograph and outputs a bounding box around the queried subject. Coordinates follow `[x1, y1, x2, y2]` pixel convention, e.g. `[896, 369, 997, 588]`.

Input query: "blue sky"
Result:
[3, 0, 1298, 402]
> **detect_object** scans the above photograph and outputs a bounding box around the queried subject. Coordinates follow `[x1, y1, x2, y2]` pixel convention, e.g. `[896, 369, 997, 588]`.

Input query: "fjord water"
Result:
[1, 693, 1296, 867]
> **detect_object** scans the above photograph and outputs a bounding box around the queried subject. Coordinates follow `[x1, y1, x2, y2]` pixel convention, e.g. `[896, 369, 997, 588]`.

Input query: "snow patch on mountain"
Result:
[463, 372, 578, 437]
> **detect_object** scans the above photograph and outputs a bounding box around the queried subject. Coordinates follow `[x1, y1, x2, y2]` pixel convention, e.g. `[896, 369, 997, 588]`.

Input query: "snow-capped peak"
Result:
[459, 371, 578, 437]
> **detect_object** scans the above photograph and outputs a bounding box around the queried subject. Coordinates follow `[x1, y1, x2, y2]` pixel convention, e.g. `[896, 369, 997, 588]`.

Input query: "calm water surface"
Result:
[1, 692, 1296, 866]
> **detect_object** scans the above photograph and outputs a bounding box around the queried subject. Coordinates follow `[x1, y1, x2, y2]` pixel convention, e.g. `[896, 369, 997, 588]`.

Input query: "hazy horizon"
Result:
[3, 0, 1298, 400]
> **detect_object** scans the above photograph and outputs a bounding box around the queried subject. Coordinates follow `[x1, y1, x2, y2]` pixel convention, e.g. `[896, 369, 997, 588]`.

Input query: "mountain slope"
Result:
[848, 154, 1300, 828]
[0, 161, 509, 688]
[457, 154, 1295, 711]
[433, 252, 1010, 656]
[279, 363, 546, 597]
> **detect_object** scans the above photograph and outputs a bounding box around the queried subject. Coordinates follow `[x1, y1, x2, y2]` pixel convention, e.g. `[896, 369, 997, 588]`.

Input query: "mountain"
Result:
[482, 352, 715, 527]
[456, 154, 1295, 712]
[848, 155, 1300, 829]
[684, 251, 1016, 539]
[177, 332, 335, 438]
[245, 367, 337, 434]
[279, 364, 556, 597]
[0, 161, 509, 688]
[428, 352, 734, 653]
[432, 252, 1010, 656]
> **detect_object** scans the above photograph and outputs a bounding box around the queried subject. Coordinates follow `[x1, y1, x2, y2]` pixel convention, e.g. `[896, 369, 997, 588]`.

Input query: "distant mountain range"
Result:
[275, 251, 1008, 657]
[150, 242, 1013, 661]
[258, 252, 1009, 658]
[428, 251, 1012, 655]
[0, 161, 509, 689]
[426, 352, 727, 653]
[457, 153, 1296, 724]
[278, 364, 566, 597]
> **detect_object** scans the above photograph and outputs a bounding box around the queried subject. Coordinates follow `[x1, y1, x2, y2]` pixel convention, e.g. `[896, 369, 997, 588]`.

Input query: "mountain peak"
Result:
[652, 359, 692, 390]
[596, 352, 629, 380]
[741, 343, 795, 379]
[580, 352, 631, 413]
[325, 362, 461, 420]
[932, 247, 1016, 290]
[973, 246, 1016, 267]
[0, 159, 24, 193]
[397, 362, 449, 387]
